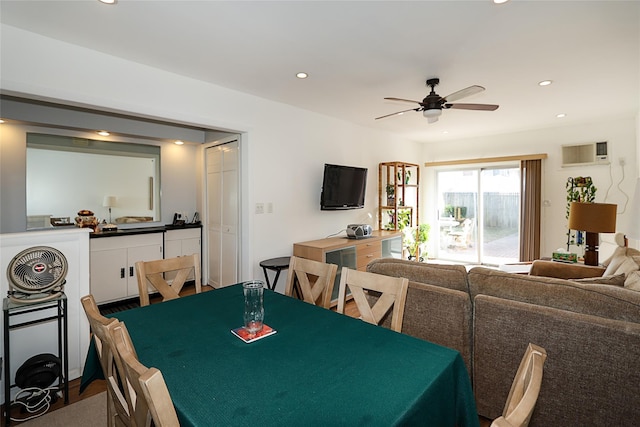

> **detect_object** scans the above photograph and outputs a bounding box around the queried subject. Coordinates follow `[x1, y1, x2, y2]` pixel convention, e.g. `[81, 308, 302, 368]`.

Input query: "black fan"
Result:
[376, 78, 499, 123]
[7, 246, 67, 303]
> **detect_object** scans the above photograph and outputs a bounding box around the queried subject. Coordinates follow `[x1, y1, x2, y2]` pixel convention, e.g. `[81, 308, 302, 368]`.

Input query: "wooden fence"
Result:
[443, 192, 519, 228]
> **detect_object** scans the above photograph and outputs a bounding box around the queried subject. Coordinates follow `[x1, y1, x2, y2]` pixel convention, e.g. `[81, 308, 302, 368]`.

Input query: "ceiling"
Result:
[1, 1, 638, 143]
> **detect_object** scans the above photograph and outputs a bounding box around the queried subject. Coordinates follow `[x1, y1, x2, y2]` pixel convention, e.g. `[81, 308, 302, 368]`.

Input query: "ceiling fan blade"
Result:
[443, 85, 485, 103]
[445, 103, 499, 111]
[384, 97, 423, 105]
[375, 108, 419, 120]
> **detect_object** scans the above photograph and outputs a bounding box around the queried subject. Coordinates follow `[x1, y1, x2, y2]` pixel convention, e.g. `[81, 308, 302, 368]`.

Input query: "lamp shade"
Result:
[102, 196, 116, 208]
[568, 202, 617, 233]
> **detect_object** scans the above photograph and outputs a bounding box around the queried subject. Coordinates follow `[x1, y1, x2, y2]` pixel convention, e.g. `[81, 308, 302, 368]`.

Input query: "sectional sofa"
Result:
[366, 256, 640, 426]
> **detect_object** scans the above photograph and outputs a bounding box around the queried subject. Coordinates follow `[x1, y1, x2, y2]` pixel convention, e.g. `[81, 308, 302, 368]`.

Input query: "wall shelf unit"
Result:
[378, 162, 420, 232]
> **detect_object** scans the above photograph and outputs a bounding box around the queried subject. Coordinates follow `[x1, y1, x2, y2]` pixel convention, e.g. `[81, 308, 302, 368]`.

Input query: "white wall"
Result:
[0, 25, 421, 288]
[421, 116, 639, 257]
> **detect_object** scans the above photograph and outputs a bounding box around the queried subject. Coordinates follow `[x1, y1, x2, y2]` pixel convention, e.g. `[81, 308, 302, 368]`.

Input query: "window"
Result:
[436, 166, 520, 265]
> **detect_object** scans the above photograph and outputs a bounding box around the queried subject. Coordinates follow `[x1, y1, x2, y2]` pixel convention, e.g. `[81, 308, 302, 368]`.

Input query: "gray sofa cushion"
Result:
[573, 273, 625, 286]
[367, 258, 472, 371]
[473, 294, 640, 426]
[403, 281, 472, 372]
[366, 258, 469, 292]
[468, 267, 640, 323]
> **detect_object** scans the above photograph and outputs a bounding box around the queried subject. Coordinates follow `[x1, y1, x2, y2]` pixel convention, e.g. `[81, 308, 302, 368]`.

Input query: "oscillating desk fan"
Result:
[6, 246, 67, 303]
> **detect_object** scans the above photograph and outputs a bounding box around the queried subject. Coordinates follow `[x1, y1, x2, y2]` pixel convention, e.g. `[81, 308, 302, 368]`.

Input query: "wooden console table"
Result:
[293, 230, 402, 305]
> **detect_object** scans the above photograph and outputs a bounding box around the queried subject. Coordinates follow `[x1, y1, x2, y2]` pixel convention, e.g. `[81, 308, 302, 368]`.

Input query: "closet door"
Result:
[206, 141, 239, 287]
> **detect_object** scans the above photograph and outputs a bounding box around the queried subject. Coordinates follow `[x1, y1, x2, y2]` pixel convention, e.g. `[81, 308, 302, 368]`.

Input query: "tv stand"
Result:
[293, 230, 402, 306]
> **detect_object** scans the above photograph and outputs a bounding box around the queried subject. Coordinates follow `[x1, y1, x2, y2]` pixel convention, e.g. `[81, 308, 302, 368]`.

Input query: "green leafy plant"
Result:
[404, 223, 431, 261]
[566, 176, 597, 249]
[396, 209, 412, 229]
[386, 184, 395, 206]
[397, 169, 412, 184]
[383, 208, 411, 230]
[443, 205, 455, 217]
[386, 184, 395, 197]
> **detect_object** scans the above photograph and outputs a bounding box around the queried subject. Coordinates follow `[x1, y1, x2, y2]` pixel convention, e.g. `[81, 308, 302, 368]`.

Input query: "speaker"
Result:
[346, 224, 373, 239]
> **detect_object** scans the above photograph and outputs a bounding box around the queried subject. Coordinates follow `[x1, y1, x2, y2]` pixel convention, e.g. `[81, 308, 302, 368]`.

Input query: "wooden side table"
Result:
[498, 262, 533, 275]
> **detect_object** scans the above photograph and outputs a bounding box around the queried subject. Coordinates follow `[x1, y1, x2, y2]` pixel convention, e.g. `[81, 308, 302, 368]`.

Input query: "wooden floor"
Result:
[1, 285, 490, 426]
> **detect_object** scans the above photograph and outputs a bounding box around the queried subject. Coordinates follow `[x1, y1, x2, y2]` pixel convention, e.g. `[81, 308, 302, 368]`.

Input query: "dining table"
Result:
[81, 284, 479, 427]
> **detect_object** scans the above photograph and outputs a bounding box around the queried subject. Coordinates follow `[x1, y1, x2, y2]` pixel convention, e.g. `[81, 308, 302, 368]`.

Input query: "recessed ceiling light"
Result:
[174, 140, 184, 145]
[0, 119, 5, 124]
[442, 131, 449, 134]
[493, 0, 510, 4]
[538, 80, 553, 86]
[296, 72, 308, 79]
[556, 113, 566, 118]
[98, 0, 117, 4]
[97, 130, 110, 136]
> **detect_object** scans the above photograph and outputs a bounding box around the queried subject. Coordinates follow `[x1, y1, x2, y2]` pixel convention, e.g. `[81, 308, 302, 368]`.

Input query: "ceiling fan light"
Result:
[423, 109, 442, 120]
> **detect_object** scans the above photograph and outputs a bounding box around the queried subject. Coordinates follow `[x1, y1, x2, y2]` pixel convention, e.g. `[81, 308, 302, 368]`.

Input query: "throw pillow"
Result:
[611, 255, 640, 278]
[573, 273, 626, 287]
[625, 271, 640, 291]
[603, 246, 628, 276]
[623, 256, 640, 290]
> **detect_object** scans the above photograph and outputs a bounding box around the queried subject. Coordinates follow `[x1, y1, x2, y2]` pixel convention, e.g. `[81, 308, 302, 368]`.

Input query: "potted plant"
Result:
[397, 169, 412, 184]
[565, 176, 597, 249]
[443, 205, 454, 218]
[404, 223, 431, 261]
[383, 208, 411, 231]
[386, 184, 395, 206]
[396, 209, 412, 229]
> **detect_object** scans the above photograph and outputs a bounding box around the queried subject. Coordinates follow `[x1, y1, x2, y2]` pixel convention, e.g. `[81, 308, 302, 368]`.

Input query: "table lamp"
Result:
[568, 202, 617, 266]
[102, 195, 118, 231]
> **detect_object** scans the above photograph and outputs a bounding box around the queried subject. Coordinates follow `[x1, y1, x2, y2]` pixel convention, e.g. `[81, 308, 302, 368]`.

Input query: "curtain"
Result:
[520, 159, 542, 261]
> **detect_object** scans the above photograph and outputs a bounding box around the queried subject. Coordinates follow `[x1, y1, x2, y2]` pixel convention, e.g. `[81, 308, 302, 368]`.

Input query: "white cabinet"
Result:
[164, 228, 201, 259]
[90, 233, 163, 304]
[164, 227, 201, 282]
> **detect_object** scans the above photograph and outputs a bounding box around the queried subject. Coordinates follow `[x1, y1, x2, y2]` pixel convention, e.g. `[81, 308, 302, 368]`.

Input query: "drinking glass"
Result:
[242, 280, 264, 334]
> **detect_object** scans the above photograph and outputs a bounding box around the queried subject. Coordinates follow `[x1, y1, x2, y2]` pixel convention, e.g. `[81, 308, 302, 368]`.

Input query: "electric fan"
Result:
[7, 246, 67, 303]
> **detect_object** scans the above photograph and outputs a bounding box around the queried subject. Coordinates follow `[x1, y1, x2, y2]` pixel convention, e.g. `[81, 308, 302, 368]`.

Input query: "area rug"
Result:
[17, 391, 107, 427]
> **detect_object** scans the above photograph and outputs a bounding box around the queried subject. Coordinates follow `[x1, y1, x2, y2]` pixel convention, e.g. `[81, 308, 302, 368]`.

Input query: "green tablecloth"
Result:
[81, 285, 479, 426]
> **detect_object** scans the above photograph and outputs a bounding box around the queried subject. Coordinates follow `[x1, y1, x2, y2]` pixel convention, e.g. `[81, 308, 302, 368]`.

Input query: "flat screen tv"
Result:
[320, 164, 368, 210]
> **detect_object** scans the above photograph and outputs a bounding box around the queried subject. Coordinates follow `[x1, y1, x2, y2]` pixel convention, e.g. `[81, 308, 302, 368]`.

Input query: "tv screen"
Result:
[320, 164, 368, 210]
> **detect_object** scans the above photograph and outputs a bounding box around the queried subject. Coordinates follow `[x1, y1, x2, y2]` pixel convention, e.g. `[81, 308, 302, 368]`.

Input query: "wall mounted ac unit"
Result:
[561, 141, 608, 167]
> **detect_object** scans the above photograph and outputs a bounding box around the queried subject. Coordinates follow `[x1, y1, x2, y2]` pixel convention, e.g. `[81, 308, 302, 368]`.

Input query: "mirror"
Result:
[26, 133, 161, 229]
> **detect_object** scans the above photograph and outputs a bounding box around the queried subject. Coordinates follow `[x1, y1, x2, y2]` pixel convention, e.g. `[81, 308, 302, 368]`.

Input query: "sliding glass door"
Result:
[436, 166, 520, 265]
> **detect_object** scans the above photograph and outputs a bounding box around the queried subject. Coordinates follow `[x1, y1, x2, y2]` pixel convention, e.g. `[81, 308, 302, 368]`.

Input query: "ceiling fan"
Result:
[376, 78, 499, 123]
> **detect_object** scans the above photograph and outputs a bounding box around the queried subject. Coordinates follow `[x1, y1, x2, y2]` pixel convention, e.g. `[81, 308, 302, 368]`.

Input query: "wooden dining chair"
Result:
[284, 256, 338, 309]
[490, 343, 547, 427]
[336, 267, 409, 332]
[139, 368, 181, 427]
[80, 295, 131, 427]
[135, 253, 201, 306]
[111, 323, 180, 427]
